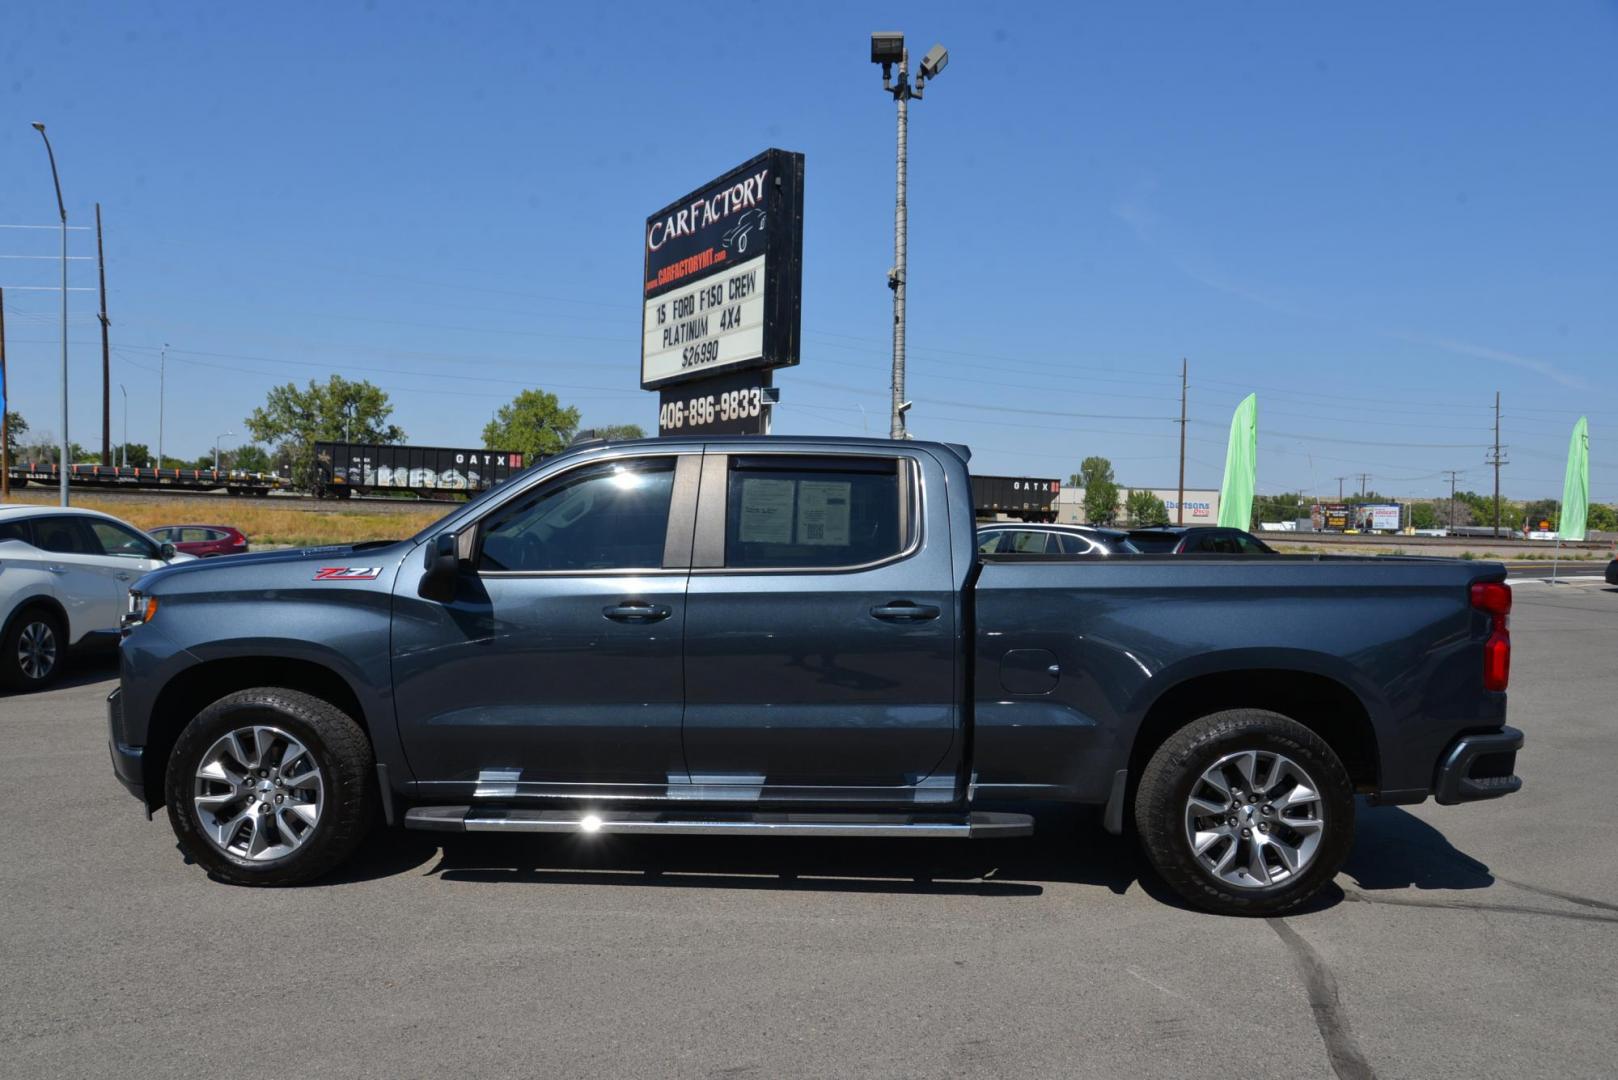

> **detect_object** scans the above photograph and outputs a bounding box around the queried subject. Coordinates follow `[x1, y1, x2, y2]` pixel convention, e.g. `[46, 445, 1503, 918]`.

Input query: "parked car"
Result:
[1606, 559, 1618, 587]
[1127, 525, 1275, 555]
[110, 436, 1521, 916]
[0, 505, 193, 689]
[149, 524, 249, 558]
[978, 522, 1139, 556]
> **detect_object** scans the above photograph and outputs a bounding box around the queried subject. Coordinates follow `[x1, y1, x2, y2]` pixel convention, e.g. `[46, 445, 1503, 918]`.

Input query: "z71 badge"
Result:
[313, 567, 382, 581]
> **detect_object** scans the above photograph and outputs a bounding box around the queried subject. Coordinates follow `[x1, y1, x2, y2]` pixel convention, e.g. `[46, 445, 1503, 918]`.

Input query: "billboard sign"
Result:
[1312, 503, 1352, 531]
[1356, 504, 1402, 532]
[641, 148, 804, 392]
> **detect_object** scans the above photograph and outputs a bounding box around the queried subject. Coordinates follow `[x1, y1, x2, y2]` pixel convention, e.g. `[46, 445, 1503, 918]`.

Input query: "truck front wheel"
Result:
[164, 688, 376, 886]
[1134, 709, 1355, 916]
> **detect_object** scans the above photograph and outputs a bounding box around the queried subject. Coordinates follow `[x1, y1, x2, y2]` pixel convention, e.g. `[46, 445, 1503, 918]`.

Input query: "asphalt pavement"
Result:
[2, 580, 1615, 1079]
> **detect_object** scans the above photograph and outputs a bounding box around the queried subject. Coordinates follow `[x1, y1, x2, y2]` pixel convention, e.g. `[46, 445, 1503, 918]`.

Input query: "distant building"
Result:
[1057, 486, 1221, 526]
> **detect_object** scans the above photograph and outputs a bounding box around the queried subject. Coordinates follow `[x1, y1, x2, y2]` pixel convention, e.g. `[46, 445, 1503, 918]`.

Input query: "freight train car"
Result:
[312, 442, 525, 499]
[972, 474, 1061, 522]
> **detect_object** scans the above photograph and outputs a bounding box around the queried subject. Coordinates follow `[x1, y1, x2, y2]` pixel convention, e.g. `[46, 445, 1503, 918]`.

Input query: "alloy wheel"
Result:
[192, 725, 325, 861]
[1183, 749, 1325, 889]
[17, 621, 58, 681]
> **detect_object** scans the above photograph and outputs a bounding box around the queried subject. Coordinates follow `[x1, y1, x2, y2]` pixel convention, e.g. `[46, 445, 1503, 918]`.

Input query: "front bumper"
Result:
[106, 687, 146, 804]
[1434, 726, 1523, 805]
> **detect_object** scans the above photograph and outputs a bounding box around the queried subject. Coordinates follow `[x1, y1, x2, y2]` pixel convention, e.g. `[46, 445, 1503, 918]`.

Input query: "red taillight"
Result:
[1471, 581, 1512, 692]
[1470, 581, 1512, 617]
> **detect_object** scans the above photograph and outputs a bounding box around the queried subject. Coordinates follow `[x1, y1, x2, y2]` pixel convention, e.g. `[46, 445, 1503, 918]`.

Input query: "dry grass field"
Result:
[1, 491, 450, 549]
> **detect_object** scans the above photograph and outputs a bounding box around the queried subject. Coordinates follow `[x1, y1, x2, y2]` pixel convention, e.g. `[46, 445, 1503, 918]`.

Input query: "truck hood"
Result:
[134, 538, 417, 593]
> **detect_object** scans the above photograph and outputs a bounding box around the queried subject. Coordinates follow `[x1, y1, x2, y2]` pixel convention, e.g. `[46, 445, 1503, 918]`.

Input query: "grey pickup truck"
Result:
[109, 436, 1522, 914]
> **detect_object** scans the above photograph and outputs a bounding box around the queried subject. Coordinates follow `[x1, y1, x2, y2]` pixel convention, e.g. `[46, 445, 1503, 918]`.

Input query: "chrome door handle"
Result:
[116, 572, 133, 582]
[46, 565, 68, 575]
[602, 602, 672, 623]
[870, 602, 941, 622]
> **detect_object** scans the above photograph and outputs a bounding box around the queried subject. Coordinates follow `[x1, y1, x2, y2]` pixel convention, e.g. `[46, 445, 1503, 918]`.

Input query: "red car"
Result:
[148, 524, 249, 558]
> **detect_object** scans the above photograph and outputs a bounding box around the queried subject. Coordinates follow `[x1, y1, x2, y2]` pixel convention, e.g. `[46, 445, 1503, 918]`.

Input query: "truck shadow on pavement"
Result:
[332, 802, 1501, 911]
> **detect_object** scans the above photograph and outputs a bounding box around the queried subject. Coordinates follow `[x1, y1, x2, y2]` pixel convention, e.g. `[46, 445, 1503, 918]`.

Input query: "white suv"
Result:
[0, 505, 195, 690]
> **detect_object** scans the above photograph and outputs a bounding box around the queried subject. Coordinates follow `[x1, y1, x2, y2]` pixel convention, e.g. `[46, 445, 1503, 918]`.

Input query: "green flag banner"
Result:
[1217, 393, 1258, 529]
[1560, 416, 1589, 541]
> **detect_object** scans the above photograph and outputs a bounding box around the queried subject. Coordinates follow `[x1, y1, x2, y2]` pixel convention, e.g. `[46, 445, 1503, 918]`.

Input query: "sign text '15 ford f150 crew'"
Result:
[108, 437, 1522, 915]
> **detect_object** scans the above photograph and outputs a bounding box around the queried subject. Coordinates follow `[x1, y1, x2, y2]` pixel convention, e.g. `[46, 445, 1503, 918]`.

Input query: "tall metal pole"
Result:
[214, 431, 233, 472]
[889, 48, 909, 440]
[158, 343, 167, 470]
[1176, 358, 1187, 525]
[120, 384, 128, 468]
[0, 286, 9, 501]
[33, 123, 70, 506]
[96, 203, 111, 466]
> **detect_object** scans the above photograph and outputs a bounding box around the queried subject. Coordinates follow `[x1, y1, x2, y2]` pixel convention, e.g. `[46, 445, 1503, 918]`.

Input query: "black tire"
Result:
[1134, 709, 1355, 916]
[1, 605, 67, 691]
[165, 687, 376, 886]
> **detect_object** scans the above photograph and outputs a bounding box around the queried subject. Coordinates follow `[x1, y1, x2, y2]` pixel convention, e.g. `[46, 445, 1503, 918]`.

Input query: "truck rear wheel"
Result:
[1134, 709, 1354, 916]
[165, 688, 376, 886]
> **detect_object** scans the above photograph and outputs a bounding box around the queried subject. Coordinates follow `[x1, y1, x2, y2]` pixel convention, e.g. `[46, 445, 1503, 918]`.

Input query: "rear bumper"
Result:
[1434, 726, 1523, 805]
[106, 687, 146, 804]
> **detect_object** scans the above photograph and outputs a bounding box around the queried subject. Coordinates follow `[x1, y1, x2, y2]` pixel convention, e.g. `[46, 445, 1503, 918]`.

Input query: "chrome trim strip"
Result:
[428, 809, 1034, 839]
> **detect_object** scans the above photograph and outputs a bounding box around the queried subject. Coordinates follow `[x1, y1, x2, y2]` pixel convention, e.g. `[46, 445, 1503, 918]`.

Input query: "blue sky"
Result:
[2, 1, 1614, 500]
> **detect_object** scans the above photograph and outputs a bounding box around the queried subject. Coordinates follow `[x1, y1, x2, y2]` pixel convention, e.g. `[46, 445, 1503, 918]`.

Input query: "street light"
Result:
[31, 122, 69, 506]
[119, 383, 128, 468]
[870, 32, 949, 440]
[214, 431, 234, 473]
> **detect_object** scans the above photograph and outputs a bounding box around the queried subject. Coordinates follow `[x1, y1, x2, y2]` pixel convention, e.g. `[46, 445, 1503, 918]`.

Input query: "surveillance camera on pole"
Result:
[870, 32, 948, 440]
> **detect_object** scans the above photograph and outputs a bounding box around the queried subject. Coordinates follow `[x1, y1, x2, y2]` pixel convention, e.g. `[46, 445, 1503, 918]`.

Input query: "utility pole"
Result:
[1443, 469, 1462, 531]
[1356, 473, 1372, 499]
[96, 203, 110, 466]
[1485, 390, 1508, 538]
[158, 343, 167, 470]
[1335, 476, 1346, 502]
[1176, 358, 1188, 525]
[0, 285, 8, 501]
[119, 383, 127, 468]
[871, 32, 948, 440]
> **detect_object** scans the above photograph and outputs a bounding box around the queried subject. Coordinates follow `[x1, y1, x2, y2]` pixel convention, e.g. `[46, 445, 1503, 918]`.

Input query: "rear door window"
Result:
[0, 519, 34, 545]
[1057, 533, 1098, 555]
[32, 516, 97, 555]
[1004, 530, 1054, 554]
[977, 531, 1005, 554]
[1236, 534, 1270, 554]
[724, 455, 906, 569]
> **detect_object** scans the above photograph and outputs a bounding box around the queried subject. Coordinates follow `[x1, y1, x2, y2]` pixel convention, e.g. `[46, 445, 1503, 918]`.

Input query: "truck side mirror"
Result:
[418, 531, 462, 602]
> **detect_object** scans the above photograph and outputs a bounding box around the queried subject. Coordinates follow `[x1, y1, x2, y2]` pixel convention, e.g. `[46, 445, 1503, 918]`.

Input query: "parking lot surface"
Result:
[2, 581, 1614, 1079]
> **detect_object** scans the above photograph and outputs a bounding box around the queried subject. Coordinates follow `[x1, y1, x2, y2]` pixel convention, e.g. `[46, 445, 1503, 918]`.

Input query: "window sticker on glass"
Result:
[737, 477, 795, 543]
[796, 480, 851, 545]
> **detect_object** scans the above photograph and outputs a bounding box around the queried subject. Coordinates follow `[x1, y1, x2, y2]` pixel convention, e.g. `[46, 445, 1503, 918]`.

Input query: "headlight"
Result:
[123, 591, 158, 628]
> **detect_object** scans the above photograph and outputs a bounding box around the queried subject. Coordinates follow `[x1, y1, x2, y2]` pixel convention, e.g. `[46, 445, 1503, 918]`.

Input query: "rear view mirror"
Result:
[418, 531, 461, 602]
[159, 542, 177, 560]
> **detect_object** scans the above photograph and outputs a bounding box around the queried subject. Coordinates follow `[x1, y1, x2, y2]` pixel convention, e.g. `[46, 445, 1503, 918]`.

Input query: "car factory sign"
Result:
[641, 149, 804, 406]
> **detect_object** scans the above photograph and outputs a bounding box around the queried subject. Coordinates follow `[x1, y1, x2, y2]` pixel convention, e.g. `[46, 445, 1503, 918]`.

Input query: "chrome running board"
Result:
[402, 807, 1034, 839]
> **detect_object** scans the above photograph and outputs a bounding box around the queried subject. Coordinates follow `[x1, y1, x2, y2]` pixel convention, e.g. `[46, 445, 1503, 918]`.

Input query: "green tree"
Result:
[596, 423, 646, 441]
[1254, 492, 1307, 523]
[3, 411, 27, 460]
[246, 376, 404, 490]
[231, 444, 272, 473]
[1078, 456, 1119, 525]
[482, 389, 580, 461]
[111, 442, 153, 468]
[1409, 502, 1439, 530]
[1587, 502, 1618, 533]
[1125, 489, 1169, 526]
[1521, 498, 1558, 531]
